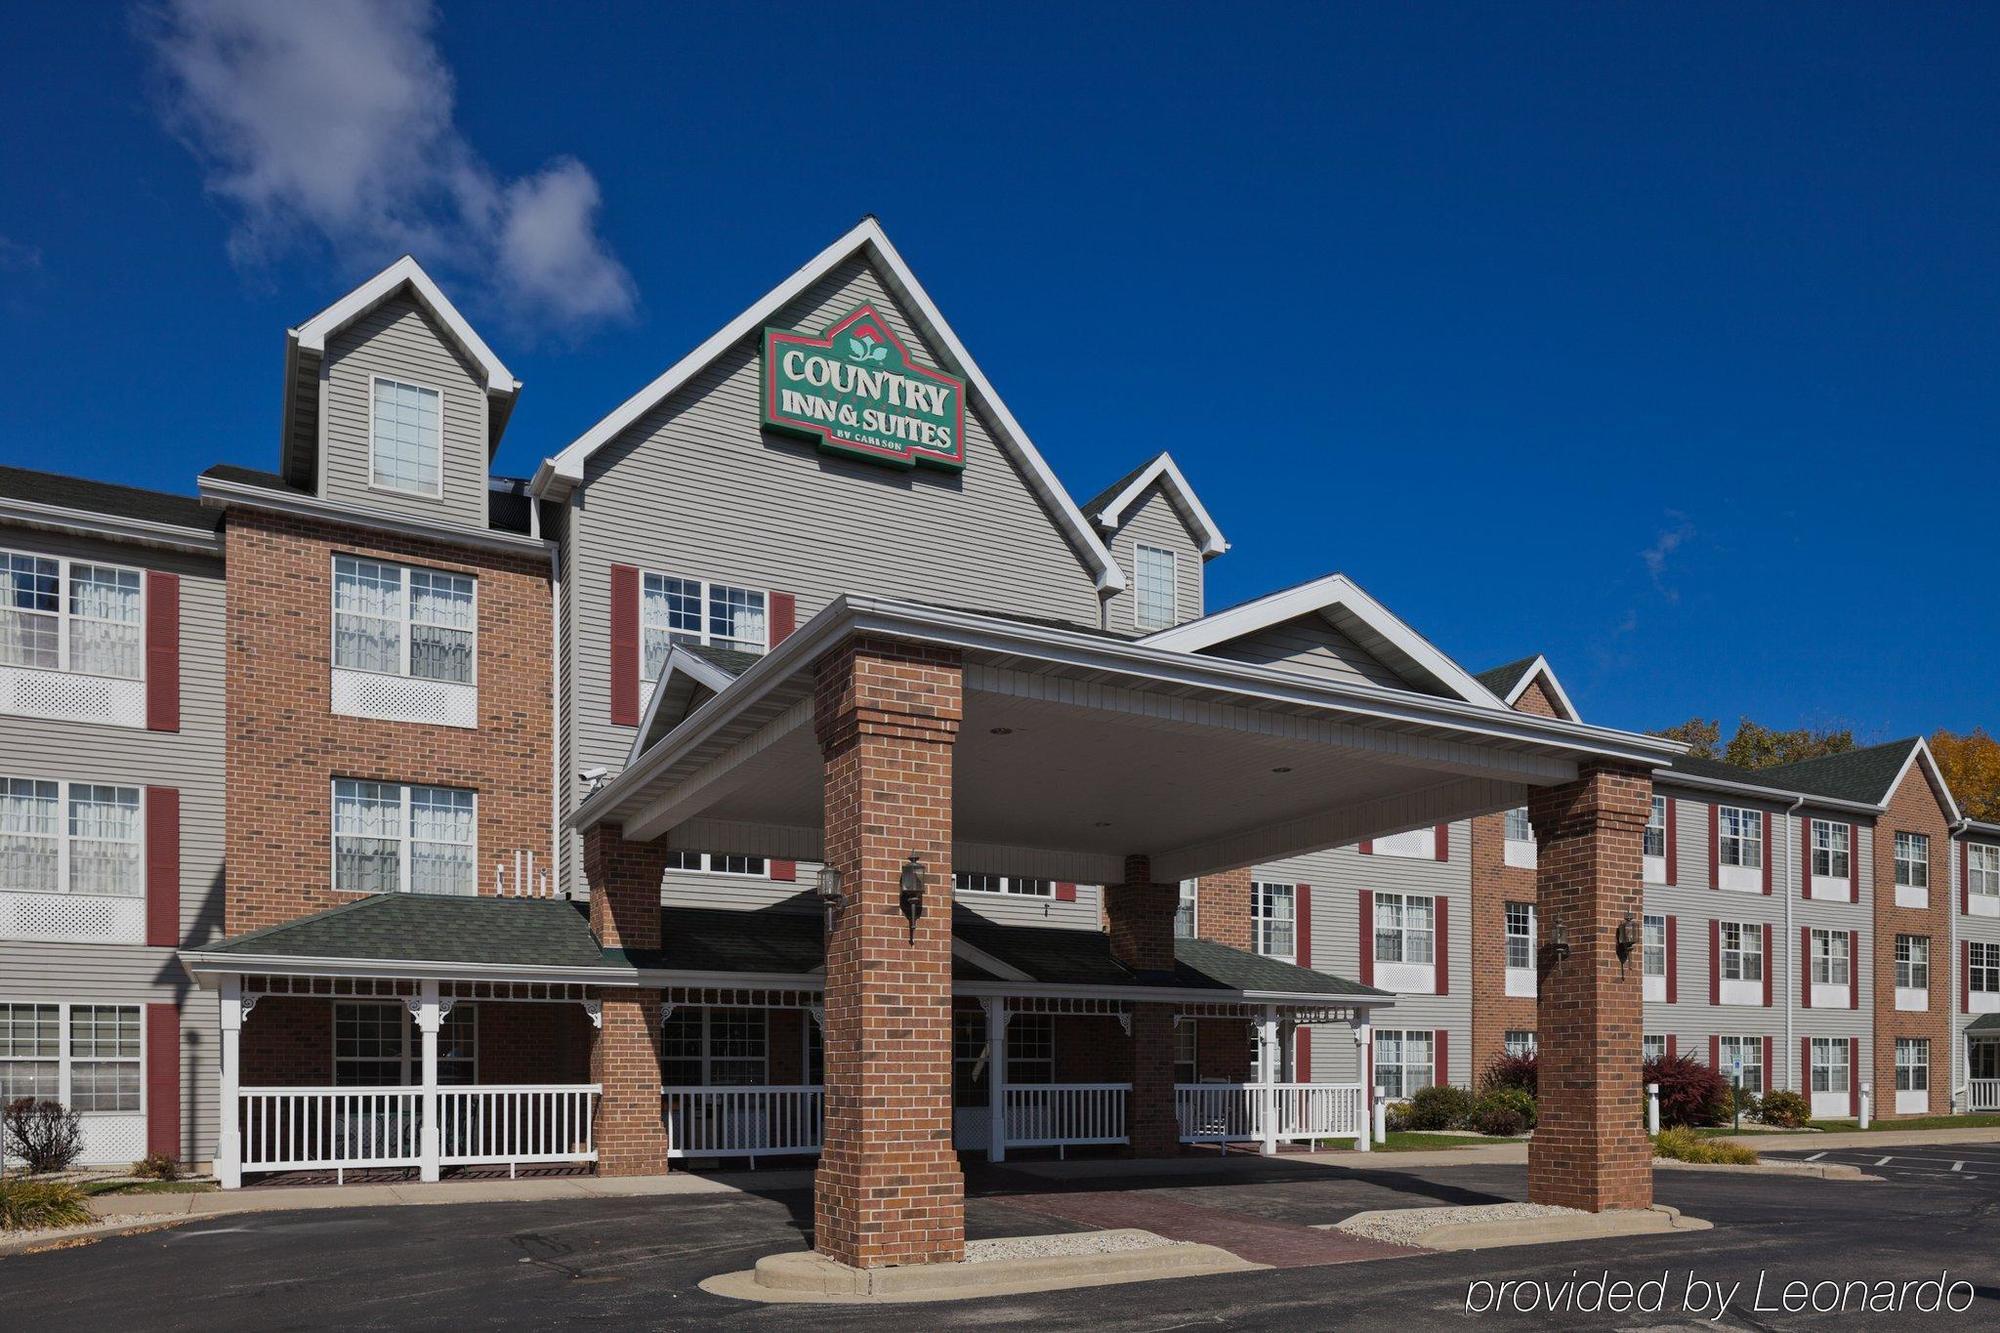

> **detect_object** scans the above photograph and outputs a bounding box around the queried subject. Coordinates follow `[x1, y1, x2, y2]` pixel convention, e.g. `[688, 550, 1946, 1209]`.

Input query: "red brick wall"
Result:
[1195, 867, 1252, 949]
[222, 510, 552, 934]
[240, 997, 588, 1085]
[1873, 760, 1954, 1117]
[1055, 1016, 1131, 1083]
[1512, 674, 1561, 719]
[1469, 810, 1537, 1082]
[241, 997, 335, 1085]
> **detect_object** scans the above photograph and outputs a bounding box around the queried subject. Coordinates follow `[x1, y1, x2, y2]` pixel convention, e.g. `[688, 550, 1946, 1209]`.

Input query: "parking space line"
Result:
[1805, 1151, 1827, 1161]
[1875, 1156, 1893, 1166]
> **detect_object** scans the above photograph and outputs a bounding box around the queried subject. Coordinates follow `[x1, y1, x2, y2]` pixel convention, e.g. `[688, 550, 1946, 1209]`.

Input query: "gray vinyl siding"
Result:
[1105, 484, 1203, 634]
[1206, 615, 1412, 690]
[1955, 836, 2000, 1095]
[319, 293, 490, 530]
[561, 254, 1103, 902]
[1254, 824, 1472, 1089]
[0, 525, 226, 1163]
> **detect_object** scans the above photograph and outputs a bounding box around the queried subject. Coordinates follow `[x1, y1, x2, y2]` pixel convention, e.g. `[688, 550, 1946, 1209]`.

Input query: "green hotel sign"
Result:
[763, 305, 966, 470]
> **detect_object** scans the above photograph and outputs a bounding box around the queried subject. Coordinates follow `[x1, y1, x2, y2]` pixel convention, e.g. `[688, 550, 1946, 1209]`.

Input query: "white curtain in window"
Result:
[0, 778, 59, 893]
[709, 585, 766, 653]
[409, 570, 475, 683]
[0, 553, 60, 670]
[67, 785, 141, 896]
[334, 559, 404, 674]
[409, 786, 475, 894]
[67, 565, 143, 678]
[334, 781, 402, 893]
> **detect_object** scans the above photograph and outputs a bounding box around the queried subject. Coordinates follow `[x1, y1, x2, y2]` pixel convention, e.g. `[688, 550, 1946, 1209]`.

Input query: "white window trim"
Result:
[1809, 928, 1853, 1008]
[664, 851, 769, 879]
[640, 573, 772, 655]
[1717, 920, 1764, 1006]
[1642, 912, 1667, 1003]
[1894, 934, 1929, 1011]
[0, 999, 144, 1117]
[1968, 844, 2000, 917]
[1894, 831, 1930, 907]
[0, 547, 147, 682]
[331, 999, 477, 1086]
[367, 376, 446, 500]
[1132, 543, 1179, 631]
[1716, 805, 1764, 891]
[330, 555, 479, 687]
[1503, 901, 1536, 997]
[1809, 1037, 1851, 1116]
[1894, 1038, 1929, 1112]
[1809, 819, 1852, 899]
[1503, 807, 1537, 869]
[1372, 891, 1437, 993]
[1372, 1028, 1436, 1100]
[1174, 879, 1198, 939]
[953, 873, 1054, 899]
[1969, 942, 2000, 1013]
[1643, 796, 1668, 883]
[330, 780, 478, 896]
[0, 776, 147, 905]
[1252, 880, 1297, 963]
[1717, 1036, 1765, 1095]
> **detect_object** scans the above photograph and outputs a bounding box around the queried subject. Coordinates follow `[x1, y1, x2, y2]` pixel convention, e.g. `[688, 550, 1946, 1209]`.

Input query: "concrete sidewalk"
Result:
[88, 1169, 811, 1219]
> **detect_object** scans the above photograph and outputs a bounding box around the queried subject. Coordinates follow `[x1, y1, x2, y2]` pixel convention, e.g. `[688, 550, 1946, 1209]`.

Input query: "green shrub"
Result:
[1642, 1054, 1731, 1128]
[131, 1152, 182, 1182]
[1383, 1101, 1413, 1133]
[1474, 1086, 1537, 1130]
[1757, 1089, 1811, 1129]
[1404, 1083, 1476, 1131]
[1731, 1085, 1760, 1119]
[0, 1178, 92, 1230]
[1480, 1052, 1538, 1097]
[3, 1098, 83, 1174]
[1651, 1126, 1758, 1165]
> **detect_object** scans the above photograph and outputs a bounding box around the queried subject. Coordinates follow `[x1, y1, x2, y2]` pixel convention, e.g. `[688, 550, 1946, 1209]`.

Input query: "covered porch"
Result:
[1966, 1015, 2000, 1113]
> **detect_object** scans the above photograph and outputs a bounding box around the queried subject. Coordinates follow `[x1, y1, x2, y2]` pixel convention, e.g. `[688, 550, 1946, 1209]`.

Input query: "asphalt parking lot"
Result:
[6, 1156, 1999, 1331]
[1763, 1139, 2000, 1186]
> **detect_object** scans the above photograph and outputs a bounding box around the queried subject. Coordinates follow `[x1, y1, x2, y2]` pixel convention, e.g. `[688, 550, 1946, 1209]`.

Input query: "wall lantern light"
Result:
[1615, 911, 1640, 972]
[1543, 917, 1571, 968]
[816, 864, 845, 934]
[898, 853, 927, 942]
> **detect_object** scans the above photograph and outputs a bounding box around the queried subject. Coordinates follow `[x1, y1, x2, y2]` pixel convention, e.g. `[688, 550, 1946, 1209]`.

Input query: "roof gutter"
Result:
[0, 497, 221, 555]
[177, 950, 640, 989]
[199, 475, 554, 559]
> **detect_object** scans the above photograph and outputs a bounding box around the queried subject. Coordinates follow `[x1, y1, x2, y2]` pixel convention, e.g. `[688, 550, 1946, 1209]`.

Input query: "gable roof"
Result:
[200, 894, 610, 970]
[1658, 736, 1961, 820]
[1138, 572, 1506, 707]
[629, 642, 756, 761]
[1476, 654, 1579, 722]
[529, 217, 1123, 593]
[1082, 452, 1228, 557]
[0, 463, 221, 550]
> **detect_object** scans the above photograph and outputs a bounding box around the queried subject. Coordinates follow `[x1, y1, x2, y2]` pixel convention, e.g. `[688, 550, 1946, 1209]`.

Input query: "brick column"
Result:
[812, 636, 964, 1269]
[584, 825, 671, 1176]
[1529, 762, 1653, 1211]
[1105, 854, 1182, 1158]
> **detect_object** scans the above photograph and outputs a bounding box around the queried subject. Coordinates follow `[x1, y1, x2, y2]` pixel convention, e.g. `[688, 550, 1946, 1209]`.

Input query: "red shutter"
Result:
[144, 571, 180, 732]
[1847, 824, 1859, 903]
[1801, 927, 1813, 1008]
[1359, 839, 1373, 855]
[144, 786, 180, 948]
[1801, 815, 1813, 897]
[144, 1004, 180, 1160]
[1295, 1028, 1312, 1083]
[1708, 919, 1720, 1005]
[1666, 1034, 1678, 1061]
[1849, 1038, 1861, 1116]
[1964, 940, 1972, 1014]
[1357, 889, 1374, 986]
[1963, 840, 1972, 915]
[1849, 931, 1860, 1009]
[1763, 1035, 1774, 1089]
[769, 860, 796, 883]
[1433, 1029, 1450, 1087]
[769, 592, 797, 647]
[608, 564, 640, 726]
[1295, 885, 1312, 968]
[1055, 881, 1077, 903]
[1665, 914, 1678, 1003]
[1762, 924, 1773, 1007]
[1432, 896, 1449, 995]
[1708, 804, 1720, 887]
[1433, 824, 1449, 861]
[1709, 1034, 1720, 1069]
[1665, 798, 1679, 885]
[1802, 1038, 1813, 1096]
[1761, 812, 1773, 894]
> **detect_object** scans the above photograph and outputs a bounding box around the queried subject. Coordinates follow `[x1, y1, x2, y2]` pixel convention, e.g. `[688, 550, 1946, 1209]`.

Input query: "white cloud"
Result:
[1640, 513, 1696, 602]
[144, 0, 634, 331]
[0, 234, 42, 273]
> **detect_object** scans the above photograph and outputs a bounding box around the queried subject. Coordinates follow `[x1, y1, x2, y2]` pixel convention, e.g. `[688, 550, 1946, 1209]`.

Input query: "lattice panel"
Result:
[0, 665, 146, 728]
[0, 890, 144, 944]
[331, 668, 477, 729]
[78, 1114, 147, 1168]
[662, 986, 822, 1008]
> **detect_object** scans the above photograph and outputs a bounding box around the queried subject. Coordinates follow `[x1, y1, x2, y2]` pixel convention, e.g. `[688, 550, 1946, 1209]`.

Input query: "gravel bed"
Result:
[964, 1229, 1169, 1263]
[1, 1211, 181, 1247]
[1337, 1202, 1583, 1248]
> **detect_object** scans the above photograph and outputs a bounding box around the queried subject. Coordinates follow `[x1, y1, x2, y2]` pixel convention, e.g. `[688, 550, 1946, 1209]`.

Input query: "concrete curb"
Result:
[701, 1233, 1261, 1304]
[1659, 1159, 1879, 1181]
[1324, 1204, 1710, 1253]
[0, 1215, 190, 1258]
[86, 1172, 757, 1220]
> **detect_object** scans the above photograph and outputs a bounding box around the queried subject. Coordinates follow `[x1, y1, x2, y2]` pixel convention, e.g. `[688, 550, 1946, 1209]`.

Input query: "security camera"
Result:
[580, 766, 608, 790]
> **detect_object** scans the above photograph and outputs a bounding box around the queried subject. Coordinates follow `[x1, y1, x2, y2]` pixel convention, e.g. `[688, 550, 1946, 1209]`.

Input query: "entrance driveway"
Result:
[7, 1155, 1999, 1330]
[1763, 1138, 2000, 1187]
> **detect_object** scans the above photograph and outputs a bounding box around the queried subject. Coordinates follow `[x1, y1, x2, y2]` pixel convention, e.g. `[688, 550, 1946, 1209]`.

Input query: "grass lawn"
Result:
[1315, 1131, 1523, 1152]
[1804, 1113, 2000, 1133]
[78, 1180, 218, 1197]
[1690, 1125, 1813, 1138]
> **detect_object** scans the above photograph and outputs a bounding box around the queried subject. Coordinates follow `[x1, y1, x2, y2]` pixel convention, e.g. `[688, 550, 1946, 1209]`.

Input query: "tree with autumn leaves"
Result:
[1932, 728, 2000, 822]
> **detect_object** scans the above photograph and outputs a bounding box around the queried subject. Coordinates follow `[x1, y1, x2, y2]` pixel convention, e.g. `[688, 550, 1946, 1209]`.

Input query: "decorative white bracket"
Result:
[581, 998, 603, 1029]
[806, 1004, 824, 1032]
[238, 994, 260, 1021]
[657, 1001, 676, 1025]
[1116, 1011, 1132, 1036]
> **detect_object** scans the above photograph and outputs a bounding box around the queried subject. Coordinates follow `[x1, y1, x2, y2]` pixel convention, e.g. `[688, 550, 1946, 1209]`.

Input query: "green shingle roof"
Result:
[1173, 938, 1389, 997]
[1967, 1013, 2000, 1035]
[1474, 656, 1541, 698]
[1662, 738, 1923, 807]
[205, 894, 613, 969]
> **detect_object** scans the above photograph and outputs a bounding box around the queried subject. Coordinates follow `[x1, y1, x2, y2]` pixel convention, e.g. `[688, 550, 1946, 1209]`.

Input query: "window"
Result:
[1894, 832, 1930, 889]
[1006, 1012, 1054, 1085]
[1719, 921, 1763, 983]
[1642, 1035, 1666, 1062]
[1811, 820, 1851, 880]
[1373, 892, 1435, 965]
[369, 377, 443, 495]
[664, 851, 767, 877]
[1810, 1037, 1850, 1093]
[0, 778, 142, 897]
[1503, 1030, 1537, 1058]
[1504, 807, 1533, 845]
[333, 780, 476, 896]
[1895, 1038, 1929, 1092]
[1253, 881, 1295, 959]
[640, 574, 767, 679]
[1504, 902, 1535, 970]
[334, 1002, 475, 1086]
[0, 550, 143, 679]
[1810, 929, 1851, 987]
[1717, 1036, 1764, 1095]
[1174, 879, 1197, 939]
[1644, 796, 1667, 860]
[1503, 808, 1536, 868]
[953, 873, 1052, 898]
[1970, 942, 2000, 996]
[1174, 1023, 1198, 1083]
[1970, 845, 2000, 904]
[1895, 935, 1929, 991]
[1643, 913, 1667, 979]
[1374, 1029, 1434, 1099]
[1718, 806, 1763, 870]
[1372, 827, 1435, 859]
[1134, 544, 1177, 630]
[0, 1003, 140, 1111]
[333, 557, 476, 684]
[660, 1008, 766, 1087]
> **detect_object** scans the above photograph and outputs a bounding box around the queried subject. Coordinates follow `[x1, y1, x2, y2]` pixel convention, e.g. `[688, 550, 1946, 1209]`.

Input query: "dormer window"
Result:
[369, 377, 443, 497]
[1134, 544, 1177, 630]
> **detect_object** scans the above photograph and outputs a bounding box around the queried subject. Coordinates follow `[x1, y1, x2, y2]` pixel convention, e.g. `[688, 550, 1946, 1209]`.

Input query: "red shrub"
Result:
[1642, 1054, 1731, 1128]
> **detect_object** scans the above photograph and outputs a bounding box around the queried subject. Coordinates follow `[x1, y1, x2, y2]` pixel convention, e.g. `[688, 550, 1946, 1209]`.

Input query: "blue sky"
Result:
[2, 3, 1995, 740]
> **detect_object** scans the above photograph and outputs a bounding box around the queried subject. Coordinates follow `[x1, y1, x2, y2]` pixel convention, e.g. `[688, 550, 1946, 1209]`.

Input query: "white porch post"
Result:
[414, 980, 443, 1184]
[1258, 1004, 1279, 1156]
[984, 997, 1008, 1163]
[217, 976, 243, 1189]
[1352, 1019, 1373, 1152]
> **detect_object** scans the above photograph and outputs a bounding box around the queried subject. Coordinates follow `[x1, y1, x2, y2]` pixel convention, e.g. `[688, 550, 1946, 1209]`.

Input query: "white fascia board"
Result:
[1138, 572, 1506, 709]
[1506, 655, 1579, 722]
[1893, 737, 1963, 824]
[531, 219, 1124, 593]
[951, 938, 1034, 983]
[951, 980, 1395, 1009]
[199, 475, 551, 558]
[291, 256, 519, 396]
[178, 951, 638, 989]
[1090, 453, 1228, 556]
[0, 499, 221, 555]
[626, 645, 743, 765]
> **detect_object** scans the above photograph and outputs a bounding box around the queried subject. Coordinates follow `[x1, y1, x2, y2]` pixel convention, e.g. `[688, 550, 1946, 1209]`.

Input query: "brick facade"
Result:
[1104, 855, 1185, 1157]
[1528, 762, 1654, 1212]
[1872, 763, 1954, 1117]
[222, 510, 552, 934]
[1194, 866, 1253, 949]
[582, 825, 671, 1174]
[1468, 809, 1537, 1080]
[240, 997, 588, 1086]
[812, 636, 965, 1268]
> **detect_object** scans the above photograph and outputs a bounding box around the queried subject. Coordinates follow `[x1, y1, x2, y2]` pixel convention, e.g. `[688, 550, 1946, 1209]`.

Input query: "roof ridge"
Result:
[1758, 736, 1918, 778]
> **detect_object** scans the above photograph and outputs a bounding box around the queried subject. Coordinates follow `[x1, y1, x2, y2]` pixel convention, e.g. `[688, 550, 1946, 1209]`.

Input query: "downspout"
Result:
[1952, 817, 1970, 1110]
[550, 535, 564, 898]
[1786, 795, 1804, 1093]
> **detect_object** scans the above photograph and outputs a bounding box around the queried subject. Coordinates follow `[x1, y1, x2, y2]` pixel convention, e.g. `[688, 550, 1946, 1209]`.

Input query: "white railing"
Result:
[1004, 1083, 1130, 1147]
[438, 1085, 600, 1166]
[664, 1086, 824, 1159]
[240, 1087, 423, 1172]
[1969, 1080, 2000, 1113]
[1176, 1083, 1366, 1145]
